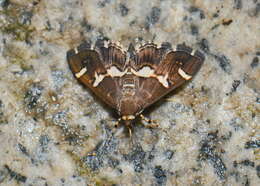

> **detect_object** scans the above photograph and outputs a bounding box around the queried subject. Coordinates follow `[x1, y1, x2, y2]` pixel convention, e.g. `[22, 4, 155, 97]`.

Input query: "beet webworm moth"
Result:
[67, 39, 204, 131]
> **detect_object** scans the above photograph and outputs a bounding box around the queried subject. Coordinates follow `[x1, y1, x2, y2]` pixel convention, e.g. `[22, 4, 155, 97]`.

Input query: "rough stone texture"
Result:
[0, 0, 259, 185]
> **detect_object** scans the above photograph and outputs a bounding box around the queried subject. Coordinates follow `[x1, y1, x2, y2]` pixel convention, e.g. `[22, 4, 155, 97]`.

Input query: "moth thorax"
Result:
[119, 98, 141, 116]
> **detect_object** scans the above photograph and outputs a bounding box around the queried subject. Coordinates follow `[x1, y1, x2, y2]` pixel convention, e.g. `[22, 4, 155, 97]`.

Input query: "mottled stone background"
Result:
[0, 0, 259, 185]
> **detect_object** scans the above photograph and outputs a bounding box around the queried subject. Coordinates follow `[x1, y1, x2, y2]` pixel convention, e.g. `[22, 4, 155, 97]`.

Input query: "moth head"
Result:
[121, 115, 136, 126]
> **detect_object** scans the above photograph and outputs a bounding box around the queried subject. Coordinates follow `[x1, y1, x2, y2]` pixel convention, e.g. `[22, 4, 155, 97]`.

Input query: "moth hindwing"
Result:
[67, 39, 204, 125]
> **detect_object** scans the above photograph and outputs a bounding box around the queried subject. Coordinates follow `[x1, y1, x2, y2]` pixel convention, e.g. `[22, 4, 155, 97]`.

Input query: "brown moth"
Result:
[67, 39, 204, 132]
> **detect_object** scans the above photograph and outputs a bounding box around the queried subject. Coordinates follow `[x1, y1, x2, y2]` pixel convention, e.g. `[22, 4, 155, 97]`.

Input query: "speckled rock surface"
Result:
[0, 0, 259, 185]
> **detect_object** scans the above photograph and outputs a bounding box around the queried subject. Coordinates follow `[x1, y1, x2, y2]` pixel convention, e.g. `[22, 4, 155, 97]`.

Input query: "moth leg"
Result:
[140, 114, 159, 128]
[87, 152, 97, 156]
[114, 118, 121, 128]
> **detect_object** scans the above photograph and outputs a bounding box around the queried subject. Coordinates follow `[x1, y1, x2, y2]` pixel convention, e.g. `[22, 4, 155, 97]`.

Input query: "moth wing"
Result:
[135, 44, 204, 110]
[67, 41, 127, 110]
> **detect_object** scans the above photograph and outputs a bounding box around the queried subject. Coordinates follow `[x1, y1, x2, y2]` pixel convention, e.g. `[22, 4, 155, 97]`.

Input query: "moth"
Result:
[67, 39, 204, 132]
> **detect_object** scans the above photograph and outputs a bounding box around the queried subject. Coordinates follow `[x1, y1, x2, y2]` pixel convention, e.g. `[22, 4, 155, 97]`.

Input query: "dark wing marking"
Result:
[135, 43, 204, 109]
[67, 41, 127, 109]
